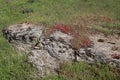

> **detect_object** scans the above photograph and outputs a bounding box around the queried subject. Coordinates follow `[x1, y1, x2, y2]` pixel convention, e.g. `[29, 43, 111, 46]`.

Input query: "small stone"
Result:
[33, 46, 40, 49]
[79, 48, 86, 54]
[58, 50, 65, 53]
[21, 8, 33, 14]
[5, 0, 10, 3]
[97, 39, 105, 42]
[108, 42, 116, 45]
[94, 52, 108, 64]
[117, 32, 120, 36]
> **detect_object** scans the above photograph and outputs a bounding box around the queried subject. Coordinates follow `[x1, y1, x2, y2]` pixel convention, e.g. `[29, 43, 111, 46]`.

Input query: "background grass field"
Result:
[0, 0, 120, 80]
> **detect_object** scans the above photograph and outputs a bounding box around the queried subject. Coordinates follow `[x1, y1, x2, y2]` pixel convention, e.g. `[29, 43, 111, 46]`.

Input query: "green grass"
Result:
[0, 0, 120, 80]
[44, 62, 120, 80]
[0, 37, 39, 79]
[0, 54, 39, 80]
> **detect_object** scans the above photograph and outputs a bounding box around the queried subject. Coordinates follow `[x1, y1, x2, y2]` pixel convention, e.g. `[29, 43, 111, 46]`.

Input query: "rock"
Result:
[3, 23, 75, 78]
[79, 48, 86, 54]
[50, 31, 73, 45]
[97, 39, 105, 42]
[93, 52, 108, 64]
[109, 59, 120, 68]
[5, 0, 10, 3]
[3, 23, 120, 78]
[3, 23, 43, 44]
[21, 8, 33, 14]
[28, 50, 57, 77]
[108, 42, 116, 45]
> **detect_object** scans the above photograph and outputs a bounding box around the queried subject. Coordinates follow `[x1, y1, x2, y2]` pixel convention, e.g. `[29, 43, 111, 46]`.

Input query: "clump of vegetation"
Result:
[21, 8, 33, 14]
[70, 25, 92, 49]
[50, 24, 71, 34]
[46, 24, 91, 50]
[0, 53, 39, 80]
[44, 62, 120, 80]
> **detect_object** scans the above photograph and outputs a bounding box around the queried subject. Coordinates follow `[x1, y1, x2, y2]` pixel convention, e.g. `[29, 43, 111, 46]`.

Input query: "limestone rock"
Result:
[3, 23, 120, 78]
[3, 23, 43, 44]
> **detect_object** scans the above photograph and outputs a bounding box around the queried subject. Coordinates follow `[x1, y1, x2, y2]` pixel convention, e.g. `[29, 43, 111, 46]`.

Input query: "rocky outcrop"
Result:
[3, 23, 75, 77]
[3, 23, 120, 78]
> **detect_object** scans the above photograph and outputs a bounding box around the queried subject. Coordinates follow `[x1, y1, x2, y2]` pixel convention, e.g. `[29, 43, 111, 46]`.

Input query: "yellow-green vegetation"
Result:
[0, 0, 120, 80]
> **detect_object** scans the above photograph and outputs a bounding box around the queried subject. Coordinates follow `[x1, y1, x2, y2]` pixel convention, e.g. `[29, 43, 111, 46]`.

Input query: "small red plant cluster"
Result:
[50, 24, 92, 49]
[81, 38, 92, 48]
[50, 24, 71, 34]
[111, 53, 120, 59]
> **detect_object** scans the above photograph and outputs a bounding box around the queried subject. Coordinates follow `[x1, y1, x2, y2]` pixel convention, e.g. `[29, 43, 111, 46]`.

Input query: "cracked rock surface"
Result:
[3, 23, 120, 77]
